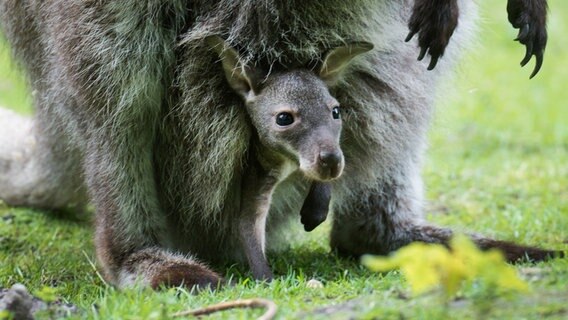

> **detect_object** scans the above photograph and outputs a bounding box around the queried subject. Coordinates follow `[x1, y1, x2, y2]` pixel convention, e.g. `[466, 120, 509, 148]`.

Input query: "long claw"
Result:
[515, 24, 530, 41]
[427, 55, 439, 70]
[405, 30, 417, 42]
[520, 41, 533, 66]
[529, 51, 544, 79]
[417, 46, 428, 61]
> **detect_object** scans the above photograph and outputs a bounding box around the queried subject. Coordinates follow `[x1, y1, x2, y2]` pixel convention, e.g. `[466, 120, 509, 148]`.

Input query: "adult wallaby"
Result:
[0, 0, 561, 290]
[207, 36, 372, 279]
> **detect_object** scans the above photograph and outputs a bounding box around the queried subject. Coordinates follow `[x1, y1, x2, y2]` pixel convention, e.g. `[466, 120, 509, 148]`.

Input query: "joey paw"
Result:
[300, 212, 327, 232]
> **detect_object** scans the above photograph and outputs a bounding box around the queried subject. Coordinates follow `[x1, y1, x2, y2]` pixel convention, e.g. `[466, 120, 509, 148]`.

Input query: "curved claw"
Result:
[515, 23, 530, 41]
[405, 30, 417, 43]
[520, 41, 533, 67]
[427, 55, 439, 70]
[529, 51, 544, 79]
[417, 46, 428, 61]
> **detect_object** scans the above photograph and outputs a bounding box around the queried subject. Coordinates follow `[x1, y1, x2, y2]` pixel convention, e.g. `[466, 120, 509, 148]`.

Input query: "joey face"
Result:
[206, 36, 373, 181]
[246, 71, 344, 181]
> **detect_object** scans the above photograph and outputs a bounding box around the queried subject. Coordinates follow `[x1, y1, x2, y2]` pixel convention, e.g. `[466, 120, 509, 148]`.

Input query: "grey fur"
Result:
[0, 0, 558, 289]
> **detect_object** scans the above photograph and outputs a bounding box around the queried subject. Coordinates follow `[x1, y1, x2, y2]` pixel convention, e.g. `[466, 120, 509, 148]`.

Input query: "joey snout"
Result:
[319, 150, 344, 179]
[300, 147, 344, 181]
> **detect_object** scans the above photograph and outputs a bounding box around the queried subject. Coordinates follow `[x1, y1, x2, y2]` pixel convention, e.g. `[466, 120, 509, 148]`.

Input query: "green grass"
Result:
[1, 2, 567, 319]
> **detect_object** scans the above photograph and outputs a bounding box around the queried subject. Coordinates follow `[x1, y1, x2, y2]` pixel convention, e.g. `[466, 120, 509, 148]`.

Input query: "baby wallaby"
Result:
[208, 36, 372, 280]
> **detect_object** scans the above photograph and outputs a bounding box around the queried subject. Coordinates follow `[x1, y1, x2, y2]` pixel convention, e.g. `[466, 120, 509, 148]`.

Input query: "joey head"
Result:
[207, 36, 373, 280]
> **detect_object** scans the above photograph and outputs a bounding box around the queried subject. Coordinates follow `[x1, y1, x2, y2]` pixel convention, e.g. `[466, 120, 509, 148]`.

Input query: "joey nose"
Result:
[319, 151, 342, 169]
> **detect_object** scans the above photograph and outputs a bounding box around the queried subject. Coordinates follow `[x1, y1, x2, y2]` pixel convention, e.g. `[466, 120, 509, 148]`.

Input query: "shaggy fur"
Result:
[0, 0, 560, 289]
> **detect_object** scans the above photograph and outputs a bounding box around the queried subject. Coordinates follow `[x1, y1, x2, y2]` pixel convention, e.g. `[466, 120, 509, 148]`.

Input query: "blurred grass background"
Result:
[0, 1, 567, 319]
[425, 0, 568, 246]
[0, 37, 31, 113]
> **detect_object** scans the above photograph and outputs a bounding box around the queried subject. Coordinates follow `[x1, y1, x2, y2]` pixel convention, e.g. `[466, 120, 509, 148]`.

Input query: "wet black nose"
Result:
[319, 151, 342, 168]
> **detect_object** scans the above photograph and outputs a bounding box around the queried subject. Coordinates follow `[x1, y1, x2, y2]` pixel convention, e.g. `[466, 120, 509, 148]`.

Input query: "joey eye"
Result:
[332, 106, 341, 120]
[276, 112, 294, 126]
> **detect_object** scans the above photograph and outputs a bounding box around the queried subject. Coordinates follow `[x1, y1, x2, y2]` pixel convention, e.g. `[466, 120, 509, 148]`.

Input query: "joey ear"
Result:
[319, 42, 374, 85]
[206, 36, 257, 99]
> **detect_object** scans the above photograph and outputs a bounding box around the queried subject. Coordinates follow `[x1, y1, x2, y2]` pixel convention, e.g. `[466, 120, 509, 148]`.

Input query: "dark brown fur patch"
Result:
[475, 238, 564, 262]
[150, 263, 222, 290]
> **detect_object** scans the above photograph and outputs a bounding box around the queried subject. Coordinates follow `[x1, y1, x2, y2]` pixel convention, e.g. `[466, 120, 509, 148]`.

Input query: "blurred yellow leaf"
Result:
[0, 310, 11, 320]
[362, 234, 528, 298]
